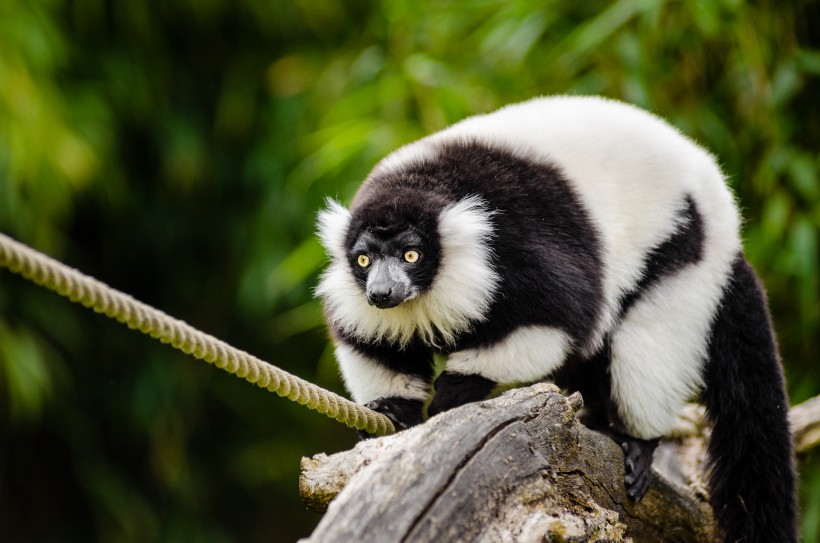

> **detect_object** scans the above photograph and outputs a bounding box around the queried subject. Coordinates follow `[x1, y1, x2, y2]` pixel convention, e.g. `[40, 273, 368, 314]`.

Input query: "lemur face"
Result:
[347, 226, 437, 309]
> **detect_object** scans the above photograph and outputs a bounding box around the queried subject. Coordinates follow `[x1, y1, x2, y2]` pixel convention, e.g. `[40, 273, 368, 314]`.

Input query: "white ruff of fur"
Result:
[315, 196, 500, 348]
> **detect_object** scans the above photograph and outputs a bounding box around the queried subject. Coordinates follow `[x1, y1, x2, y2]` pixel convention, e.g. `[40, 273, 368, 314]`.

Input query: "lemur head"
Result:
[347, 225, 436, 308]
[343, 197, 442, 309]
[316, 186, 499, 347]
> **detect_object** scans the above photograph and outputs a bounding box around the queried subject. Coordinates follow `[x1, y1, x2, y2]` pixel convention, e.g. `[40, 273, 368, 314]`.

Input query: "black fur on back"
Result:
[702, 254, 797, 542]
[352, 140, 605, 352]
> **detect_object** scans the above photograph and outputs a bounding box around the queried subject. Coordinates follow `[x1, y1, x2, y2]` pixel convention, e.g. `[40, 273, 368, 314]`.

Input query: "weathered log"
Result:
[791, 394, 820, 455]
[300, 384, 714, 542]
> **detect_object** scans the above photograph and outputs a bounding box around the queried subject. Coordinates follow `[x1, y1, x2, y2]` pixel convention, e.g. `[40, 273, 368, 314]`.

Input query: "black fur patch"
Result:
[551, 341, 614, 431]
[619, 195, 704, 317]
[701, 254, 797, 542]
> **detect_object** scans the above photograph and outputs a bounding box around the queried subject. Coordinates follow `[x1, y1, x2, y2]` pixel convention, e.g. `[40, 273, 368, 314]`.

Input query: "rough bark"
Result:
[300, 384, 714, 543]
[791, 394, 820, 455]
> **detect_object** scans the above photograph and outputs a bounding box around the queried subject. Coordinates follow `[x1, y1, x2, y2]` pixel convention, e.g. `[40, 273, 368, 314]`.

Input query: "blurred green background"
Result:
[0, 0, 818, 541]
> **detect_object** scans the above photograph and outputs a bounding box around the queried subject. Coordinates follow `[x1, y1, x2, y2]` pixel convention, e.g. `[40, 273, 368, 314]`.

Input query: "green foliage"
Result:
[0, 0, 817, 540]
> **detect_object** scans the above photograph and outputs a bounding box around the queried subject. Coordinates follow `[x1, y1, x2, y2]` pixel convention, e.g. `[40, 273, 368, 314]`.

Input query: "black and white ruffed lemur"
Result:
[315, 96, 797, 543]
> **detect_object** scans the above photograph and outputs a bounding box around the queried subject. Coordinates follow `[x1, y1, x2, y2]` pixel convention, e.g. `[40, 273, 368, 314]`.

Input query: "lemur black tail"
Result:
[702, 254, 797, 543]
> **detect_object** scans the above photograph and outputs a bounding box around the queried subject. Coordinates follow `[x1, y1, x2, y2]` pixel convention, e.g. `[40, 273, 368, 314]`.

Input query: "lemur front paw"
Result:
[357, 397, 424, 439]
[621, 437, 659, 501]
[428, 371, 496, 417]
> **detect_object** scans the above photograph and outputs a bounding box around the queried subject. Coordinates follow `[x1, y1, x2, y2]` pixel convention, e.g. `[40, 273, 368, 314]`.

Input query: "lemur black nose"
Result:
[368, 287, 393, 307]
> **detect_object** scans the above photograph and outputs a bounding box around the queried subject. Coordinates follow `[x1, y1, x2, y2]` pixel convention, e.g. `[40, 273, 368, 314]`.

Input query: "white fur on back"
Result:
[316, 196, 500, 348]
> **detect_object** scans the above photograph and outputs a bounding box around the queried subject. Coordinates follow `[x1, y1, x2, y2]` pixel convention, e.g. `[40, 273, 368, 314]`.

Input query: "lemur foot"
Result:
[621, 437, 659, 501]
[357, 397, 424, 439]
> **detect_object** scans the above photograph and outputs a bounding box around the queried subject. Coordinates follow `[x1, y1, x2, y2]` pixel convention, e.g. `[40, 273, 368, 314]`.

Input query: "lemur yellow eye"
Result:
[357, 254, 370, 267]
[404, 250, 419, 263]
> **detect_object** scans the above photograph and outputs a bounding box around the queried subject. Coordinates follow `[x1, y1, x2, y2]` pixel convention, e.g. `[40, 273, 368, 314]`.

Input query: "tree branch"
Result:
[791, 395, 820, 454]
[299, 384, 719, 542]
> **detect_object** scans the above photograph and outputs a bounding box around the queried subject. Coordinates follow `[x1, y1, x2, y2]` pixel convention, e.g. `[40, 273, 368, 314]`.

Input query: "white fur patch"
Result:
[316, 198, 352, 263]
[446, 325, 572, 384]
[316, 196, 500, 348]
[335, 343, 430, 404]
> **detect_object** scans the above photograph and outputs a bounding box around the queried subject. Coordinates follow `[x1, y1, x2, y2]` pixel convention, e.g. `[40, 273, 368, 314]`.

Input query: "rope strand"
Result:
[0, 232, 395, 436]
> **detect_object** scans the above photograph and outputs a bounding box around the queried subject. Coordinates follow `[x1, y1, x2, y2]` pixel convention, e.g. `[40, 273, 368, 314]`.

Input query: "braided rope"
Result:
[0, 232, 395, 436]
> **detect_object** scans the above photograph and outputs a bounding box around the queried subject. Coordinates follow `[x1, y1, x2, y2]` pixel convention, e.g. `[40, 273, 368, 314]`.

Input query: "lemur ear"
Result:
[317, 198, 352, 260]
